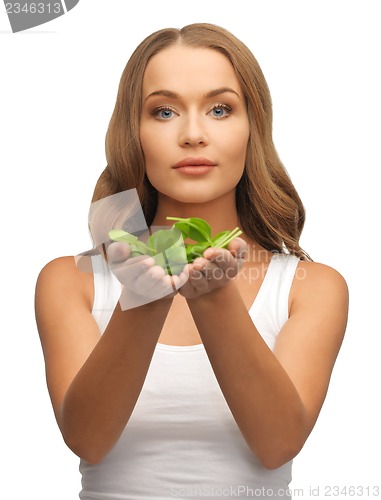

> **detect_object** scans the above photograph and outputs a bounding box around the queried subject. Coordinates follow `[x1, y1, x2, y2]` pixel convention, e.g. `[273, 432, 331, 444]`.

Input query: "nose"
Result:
[178, 113, 208, 147]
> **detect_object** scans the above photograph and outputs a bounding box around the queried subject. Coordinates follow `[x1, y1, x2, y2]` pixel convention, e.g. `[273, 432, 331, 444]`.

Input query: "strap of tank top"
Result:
[91, 254, 121, 334]
[270, 253, 300, 325]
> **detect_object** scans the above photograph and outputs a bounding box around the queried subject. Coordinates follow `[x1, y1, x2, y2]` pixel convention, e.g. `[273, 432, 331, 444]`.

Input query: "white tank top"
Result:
[79, 252, 300, 500]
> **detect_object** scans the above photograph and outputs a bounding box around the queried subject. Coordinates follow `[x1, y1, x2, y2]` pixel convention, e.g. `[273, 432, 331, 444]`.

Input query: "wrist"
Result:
[186, 280, 236, 306]
[119, 286, 175, 311]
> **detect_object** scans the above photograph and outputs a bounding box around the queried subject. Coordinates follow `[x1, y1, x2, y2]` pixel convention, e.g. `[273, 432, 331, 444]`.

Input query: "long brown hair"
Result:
[92, 23, 312, 261]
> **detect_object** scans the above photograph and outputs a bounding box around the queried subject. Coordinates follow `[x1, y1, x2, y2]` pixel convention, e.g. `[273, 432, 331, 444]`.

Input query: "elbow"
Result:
[65, 440, 106, 465]
[257, 443, 302, 470]
[59, 408, 111, 465]
[259, 408, 310, 470]
[77, 449, 107, 466]
[61, 431, 110, 465]
[253, 421, 308, 470]
[82, 454, 106, 466]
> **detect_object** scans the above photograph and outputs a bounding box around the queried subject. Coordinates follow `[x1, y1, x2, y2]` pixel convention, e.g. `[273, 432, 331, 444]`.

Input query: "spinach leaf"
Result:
[108, 216, 242, 275]
[166, 217, 212, 243]
[145, 227, 183, 254]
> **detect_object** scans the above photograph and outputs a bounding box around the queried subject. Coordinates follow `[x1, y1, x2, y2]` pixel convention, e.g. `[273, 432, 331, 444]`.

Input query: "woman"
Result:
[35, 23, 349, 499]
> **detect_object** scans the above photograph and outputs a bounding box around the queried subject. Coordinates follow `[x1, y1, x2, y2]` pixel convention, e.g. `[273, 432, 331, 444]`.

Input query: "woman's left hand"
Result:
[178, 237, 247, 299]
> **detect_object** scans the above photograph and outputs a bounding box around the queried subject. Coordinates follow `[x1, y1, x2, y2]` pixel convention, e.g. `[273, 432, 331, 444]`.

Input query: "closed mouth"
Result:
[174, 157, 217, 168]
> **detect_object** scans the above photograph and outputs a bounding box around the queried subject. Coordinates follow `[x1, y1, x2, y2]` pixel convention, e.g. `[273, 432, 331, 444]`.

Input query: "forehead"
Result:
[142, 45, 242, 98]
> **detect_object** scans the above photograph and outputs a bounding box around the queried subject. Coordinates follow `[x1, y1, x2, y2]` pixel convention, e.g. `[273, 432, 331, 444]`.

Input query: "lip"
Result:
[174, 165, 215, 175]
[173, 157, 217, 168]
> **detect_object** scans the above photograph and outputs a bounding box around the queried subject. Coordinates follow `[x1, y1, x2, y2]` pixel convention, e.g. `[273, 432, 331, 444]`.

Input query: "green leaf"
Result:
[185, 241, 211, 262]
[164, 242, 188, 269]
[145, 227, 183, 254]
[130, 240, 150, 256]
[152, 252, 167, 269]
[211, 230, 230, 247]
[109, 218, 243, 275]
[219, 227, 243, 248]
[108, 229, 139, 244]
[166, 217, 212, 243]
[109, 229, 151, 256]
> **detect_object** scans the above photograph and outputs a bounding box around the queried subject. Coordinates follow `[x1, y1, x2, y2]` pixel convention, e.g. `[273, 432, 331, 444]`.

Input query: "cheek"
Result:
[140, 123, 172, 166]
[226, 123, 250, 164]
[140, 135, 160, 176]
[140, 128, 164, 188]
[228, 125, 250, 183]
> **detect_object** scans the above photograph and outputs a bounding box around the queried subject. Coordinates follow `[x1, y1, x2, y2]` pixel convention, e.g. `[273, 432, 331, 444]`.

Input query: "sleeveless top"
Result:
[79, 253, 300, 500]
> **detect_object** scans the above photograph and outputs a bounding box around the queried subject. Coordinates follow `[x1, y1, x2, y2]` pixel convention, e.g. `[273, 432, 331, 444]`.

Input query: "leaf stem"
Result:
[216, 227, 243, 248]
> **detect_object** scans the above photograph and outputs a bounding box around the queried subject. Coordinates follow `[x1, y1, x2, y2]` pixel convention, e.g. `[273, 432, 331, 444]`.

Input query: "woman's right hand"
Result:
[106, 242, 189, 309]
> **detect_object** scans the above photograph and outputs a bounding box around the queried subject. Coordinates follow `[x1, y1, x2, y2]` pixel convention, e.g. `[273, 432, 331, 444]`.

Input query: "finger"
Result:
[172, 268, 190, 290]
[134, 264, 167, 294]
[190, 257, 216, 282]
[186, 263, 213, 290]
[205, 248, 244, 280]
[228, 238, 248, 273]
[177, 263, 212, 298]
[124, 269, 170, 301]
[110, 254, 154, 284]
[106, 242, 131, 263]
[228, 237, 248, 260]
[201, 248, 237, 273]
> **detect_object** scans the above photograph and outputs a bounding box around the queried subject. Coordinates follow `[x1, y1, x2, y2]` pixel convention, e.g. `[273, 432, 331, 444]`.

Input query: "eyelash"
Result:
[151, 103, 233, 121]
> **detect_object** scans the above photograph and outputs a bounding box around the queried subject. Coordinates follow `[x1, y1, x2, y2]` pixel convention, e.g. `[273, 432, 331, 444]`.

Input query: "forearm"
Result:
[60, 295, 173, 464]
[186, 282, 308, 469]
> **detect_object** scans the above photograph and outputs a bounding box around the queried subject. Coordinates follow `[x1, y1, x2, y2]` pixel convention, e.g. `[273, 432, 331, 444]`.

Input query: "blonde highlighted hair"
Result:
[92, 23, 312, 261]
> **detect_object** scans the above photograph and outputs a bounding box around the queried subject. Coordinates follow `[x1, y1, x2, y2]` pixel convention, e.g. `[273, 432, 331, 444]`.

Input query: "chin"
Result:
[166, 189, 220, 204]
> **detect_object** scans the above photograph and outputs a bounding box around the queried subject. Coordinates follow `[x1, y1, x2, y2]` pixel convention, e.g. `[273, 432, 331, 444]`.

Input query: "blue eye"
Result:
[151, 103, 232, 121]
[212, 107, 225, 117]
[160, 109, 173, 119]
[210, 104, 232, 119]
[152, 107, 174, 120]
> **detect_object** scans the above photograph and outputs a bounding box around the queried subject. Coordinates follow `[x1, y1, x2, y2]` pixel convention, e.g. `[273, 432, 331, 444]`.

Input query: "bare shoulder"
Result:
[292, 259, 348, 299]
[290, 259, 349, 327]
[36, 256, 94, 311]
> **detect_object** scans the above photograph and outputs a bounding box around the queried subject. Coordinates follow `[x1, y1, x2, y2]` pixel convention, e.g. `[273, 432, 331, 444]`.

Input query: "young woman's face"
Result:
[140, 44, 250, 204]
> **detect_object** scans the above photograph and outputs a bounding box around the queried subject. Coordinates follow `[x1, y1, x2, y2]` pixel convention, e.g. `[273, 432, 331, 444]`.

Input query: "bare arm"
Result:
[35, 256, 173, 464]
[183, 250, 349, 469]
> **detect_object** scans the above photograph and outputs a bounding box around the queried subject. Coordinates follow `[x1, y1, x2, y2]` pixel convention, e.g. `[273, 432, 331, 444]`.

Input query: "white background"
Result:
[1, 1, 380, 498]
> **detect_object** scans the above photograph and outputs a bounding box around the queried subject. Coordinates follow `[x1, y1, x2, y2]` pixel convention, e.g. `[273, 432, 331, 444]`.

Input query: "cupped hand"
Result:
[178, 237, 247, 299]
[106, 242, 188, 309]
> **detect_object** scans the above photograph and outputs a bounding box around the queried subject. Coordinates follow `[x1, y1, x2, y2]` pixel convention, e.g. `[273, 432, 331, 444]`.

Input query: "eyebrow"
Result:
[143, 87, 241, 102]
